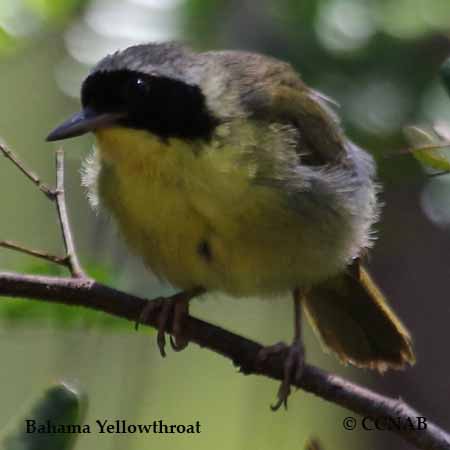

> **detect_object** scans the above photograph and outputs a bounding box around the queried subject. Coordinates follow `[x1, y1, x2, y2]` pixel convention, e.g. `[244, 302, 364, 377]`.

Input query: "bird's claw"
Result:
[258, 340, 305, 411]
[170, 335, 188, 352]
[135, 296, 190, 357]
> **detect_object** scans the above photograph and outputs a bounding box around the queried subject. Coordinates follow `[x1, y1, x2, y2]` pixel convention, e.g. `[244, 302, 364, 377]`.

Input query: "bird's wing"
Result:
[258, 82, 348, 165]
[233, 55, 348, 165]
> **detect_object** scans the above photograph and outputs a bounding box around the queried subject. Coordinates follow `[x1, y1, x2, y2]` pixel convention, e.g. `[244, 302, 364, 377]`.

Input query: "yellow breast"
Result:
[93, 126, 347, 297]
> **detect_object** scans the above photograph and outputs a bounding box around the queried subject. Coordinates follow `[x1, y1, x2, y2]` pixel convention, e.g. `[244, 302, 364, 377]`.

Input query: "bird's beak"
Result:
[46, 108, 126, 142]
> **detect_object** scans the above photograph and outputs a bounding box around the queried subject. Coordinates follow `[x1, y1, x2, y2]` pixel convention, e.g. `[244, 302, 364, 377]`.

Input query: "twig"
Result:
[402, 142, 450, 155]
[53, 150, 86, 278]
[1, 143, 86, 278]
[383, 142, 450, 159]
[427, 170, 450, 178]
[0, 240, 68, 267]
[0, 270, 448, 450]
[0, 142, 55, 199]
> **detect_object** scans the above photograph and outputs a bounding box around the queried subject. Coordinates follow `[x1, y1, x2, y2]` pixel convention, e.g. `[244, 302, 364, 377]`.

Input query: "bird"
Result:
[47, 42, 415, 410]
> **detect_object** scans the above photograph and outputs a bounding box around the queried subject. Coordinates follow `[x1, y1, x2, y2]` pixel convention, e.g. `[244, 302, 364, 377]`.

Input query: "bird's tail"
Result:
[303, 263, 415, 371]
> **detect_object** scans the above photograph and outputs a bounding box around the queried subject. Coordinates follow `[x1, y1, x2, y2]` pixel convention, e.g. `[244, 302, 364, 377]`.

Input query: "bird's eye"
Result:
[124, 76, 151, 103]
[133, 77, 151, 95]
[136, 78, 147, 90]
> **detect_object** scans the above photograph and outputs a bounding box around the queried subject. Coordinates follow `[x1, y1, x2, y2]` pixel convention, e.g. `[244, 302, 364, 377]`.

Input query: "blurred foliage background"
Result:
[1, 1, 450, 449]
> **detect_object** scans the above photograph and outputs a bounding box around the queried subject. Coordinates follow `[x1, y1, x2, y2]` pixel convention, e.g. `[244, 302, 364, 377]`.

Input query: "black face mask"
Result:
[81, 70, 219, 141]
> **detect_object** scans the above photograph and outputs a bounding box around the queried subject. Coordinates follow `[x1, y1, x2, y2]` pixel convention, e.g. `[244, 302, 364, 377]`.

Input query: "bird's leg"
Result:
[258, 288, 305, 410]
[135, 287, 204, 357]
[169, 293, 192, 353]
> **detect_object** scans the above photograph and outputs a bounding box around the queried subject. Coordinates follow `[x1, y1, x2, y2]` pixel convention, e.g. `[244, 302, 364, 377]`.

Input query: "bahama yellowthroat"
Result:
[47, 42, 415, 409]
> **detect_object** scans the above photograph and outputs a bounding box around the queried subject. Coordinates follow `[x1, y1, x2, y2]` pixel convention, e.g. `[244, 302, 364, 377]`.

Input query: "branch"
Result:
[0, 271, 448, 450]
[0, 240, 67, 267]
[0, 141, 55, 199]
[53, 150, 86, 278]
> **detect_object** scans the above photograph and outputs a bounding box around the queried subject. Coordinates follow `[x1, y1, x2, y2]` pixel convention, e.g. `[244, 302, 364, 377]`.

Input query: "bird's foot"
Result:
[135, 288, 204, 357]
[258, 339, 305, 411]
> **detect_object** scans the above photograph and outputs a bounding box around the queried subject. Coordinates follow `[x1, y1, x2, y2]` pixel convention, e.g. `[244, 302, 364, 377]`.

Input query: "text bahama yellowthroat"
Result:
[47, 42, 415, 409]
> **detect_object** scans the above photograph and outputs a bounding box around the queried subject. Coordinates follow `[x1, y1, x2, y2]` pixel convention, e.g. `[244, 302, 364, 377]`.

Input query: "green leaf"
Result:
[403, 126, 450, 172]
[0, 383, 86, 450]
